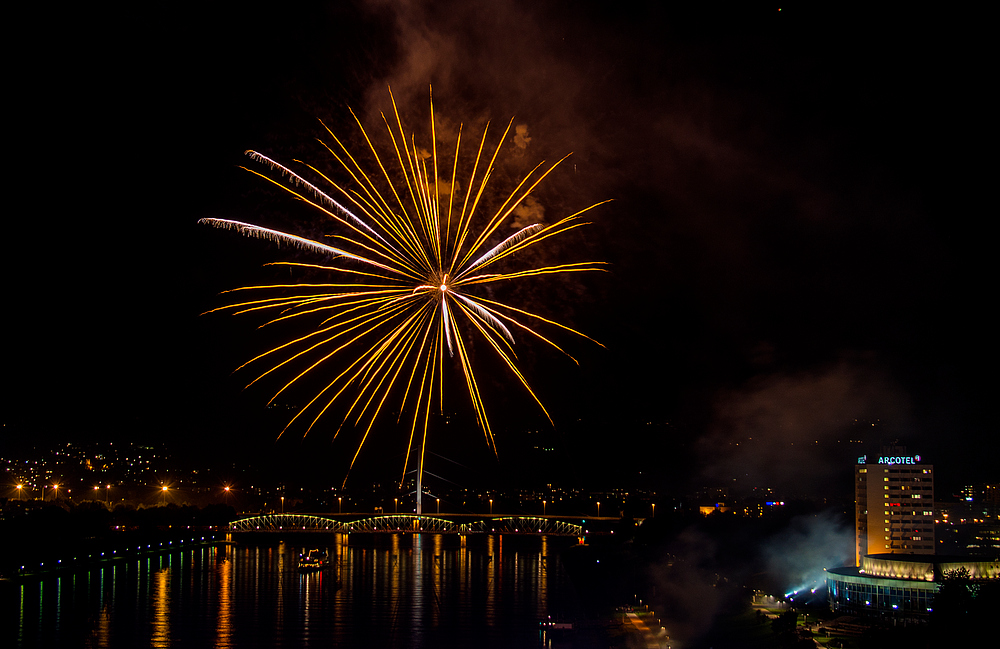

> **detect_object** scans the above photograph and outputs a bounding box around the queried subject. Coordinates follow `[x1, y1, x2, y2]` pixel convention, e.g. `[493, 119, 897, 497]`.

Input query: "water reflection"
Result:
[216, 545, 232, 649]
[13, 534, 578, 648]
[151, 565, 170, 647]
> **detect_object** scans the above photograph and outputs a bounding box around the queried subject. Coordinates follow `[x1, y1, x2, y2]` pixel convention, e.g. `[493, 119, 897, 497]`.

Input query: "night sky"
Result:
[6, 2, 993, 496]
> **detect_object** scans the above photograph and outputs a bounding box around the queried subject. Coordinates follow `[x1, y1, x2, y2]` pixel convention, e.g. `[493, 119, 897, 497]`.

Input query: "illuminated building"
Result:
[854, 447, 934, 566]
[829, 449, 998, 621]
[827, 554, 1000, 620]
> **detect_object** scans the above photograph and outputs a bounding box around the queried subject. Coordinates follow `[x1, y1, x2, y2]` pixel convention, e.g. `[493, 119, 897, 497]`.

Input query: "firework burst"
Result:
[201, 88, 606, 496]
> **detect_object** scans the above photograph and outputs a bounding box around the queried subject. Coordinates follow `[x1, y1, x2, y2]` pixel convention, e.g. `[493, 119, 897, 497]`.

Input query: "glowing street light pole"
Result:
[437, 498, 440, 514]
[16, 484, 23, 501]
[543, 500, 547, 515]
[597, 501, 601, 517]
[489, 499, 493, 515]
[160, 485, 168, 506]
[338, 497, 342, 514]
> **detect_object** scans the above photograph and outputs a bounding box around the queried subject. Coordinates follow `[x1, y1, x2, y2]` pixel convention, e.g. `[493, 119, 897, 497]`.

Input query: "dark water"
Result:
[7, 534, 589, 648]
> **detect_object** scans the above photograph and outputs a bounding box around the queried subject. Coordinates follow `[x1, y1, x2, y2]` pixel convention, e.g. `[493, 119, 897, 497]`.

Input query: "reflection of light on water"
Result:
[275, 543, 285, 640]
[19, 584, 25, 646]
[16, 533, 573, 646]
[302, 548, 311, 635]
[487, 534, 498, 627]
[538, 536, 549, 613]
[410, 534, 423, 643]
[431, 534, 443, 627]
[55, 577, 62, 631]
[37, 580, 43, 635]
[151, 567, 170, 648]
[96, 565, 113, 648]
[216, 546, 232, 649]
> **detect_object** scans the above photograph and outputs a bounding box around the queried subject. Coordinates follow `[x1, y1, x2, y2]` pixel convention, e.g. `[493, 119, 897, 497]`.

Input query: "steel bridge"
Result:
[229, 513, 585, 537]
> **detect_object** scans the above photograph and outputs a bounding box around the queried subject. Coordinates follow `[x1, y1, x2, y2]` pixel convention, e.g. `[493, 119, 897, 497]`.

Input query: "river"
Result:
[7, 533, 594, 648]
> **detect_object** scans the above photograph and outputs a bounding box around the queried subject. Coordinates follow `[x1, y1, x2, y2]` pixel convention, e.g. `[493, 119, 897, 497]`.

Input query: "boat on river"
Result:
[297, 549, 327, 571]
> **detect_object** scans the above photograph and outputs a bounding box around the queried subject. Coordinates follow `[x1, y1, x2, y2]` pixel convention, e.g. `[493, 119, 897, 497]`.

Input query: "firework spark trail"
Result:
[201, 88, 607, 491]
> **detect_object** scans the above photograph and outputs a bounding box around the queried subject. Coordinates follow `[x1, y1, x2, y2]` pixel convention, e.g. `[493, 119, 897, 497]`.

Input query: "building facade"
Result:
[830, 448, 999, 621]
[827, 554, 1000, 620]
[855, 448, 934, 565]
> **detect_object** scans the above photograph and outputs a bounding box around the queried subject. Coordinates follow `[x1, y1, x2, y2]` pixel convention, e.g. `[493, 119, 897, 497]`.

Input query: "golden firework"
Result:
[201, 88, 606, 495]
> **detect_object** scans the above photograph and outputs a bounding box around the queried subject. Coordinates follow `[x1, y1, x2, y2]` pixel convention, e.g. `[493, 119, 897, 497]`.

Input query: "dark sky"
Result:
[6, 2, 993, 496]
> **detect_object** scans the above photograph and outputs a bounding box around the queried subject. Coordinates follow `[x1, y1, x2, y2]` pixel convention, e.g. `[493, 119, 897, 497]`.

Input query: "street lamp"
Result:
[160, 485, 168, 506]
[281, 496, 285, 513]
[489, 499, 493, 515]
[543, 500, 547, 515]
[394, 497, 398, 514]
[338, 496, 342, 514]
[437, 498, 440, 514]
[16, 484, 23, 501]
[106, 485, 112, 505]
[651, 503, 656, 517]
[597, 501, 601, 517]
[51, 484, 59, 501]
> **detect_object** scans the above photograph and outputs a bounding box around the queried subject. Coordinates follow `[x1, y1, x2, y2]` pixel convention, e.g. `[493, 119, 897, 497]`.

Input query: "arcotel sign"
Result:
[857, 454, 923, 465]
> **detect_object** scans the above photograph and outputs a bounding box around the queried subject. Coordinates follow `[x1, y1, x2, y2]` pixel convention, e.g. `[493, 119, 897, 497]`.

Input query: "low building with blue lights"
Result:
[827, 554, 1000, 621]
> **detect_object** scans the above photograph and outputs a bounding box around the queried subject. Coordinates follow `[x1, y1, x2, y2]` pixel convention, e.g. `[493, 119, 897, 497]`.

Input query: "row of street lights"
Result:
[10, 483, 171, 505]
[14, 483, 67, 500]
[13, 483, 658, 517]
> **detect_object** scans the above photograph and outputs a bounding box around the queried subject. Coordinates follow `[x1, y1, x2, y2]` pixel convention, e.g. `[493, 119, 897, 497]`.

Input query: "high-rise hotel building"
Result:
[830, 449, 997, 619]
[855, 447, 935, 565]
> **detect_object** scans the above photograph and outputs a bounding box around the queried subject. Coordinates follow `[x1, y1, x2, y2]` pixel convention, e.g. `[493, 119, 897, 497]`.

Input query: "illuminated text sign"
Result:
[877, 455, 922, 465]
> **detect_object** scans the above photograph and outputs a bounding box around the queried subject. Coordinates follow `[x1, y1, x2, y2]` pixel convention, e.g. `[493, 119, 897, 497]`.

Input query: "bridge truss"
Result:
[229, 513, 584, 537]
